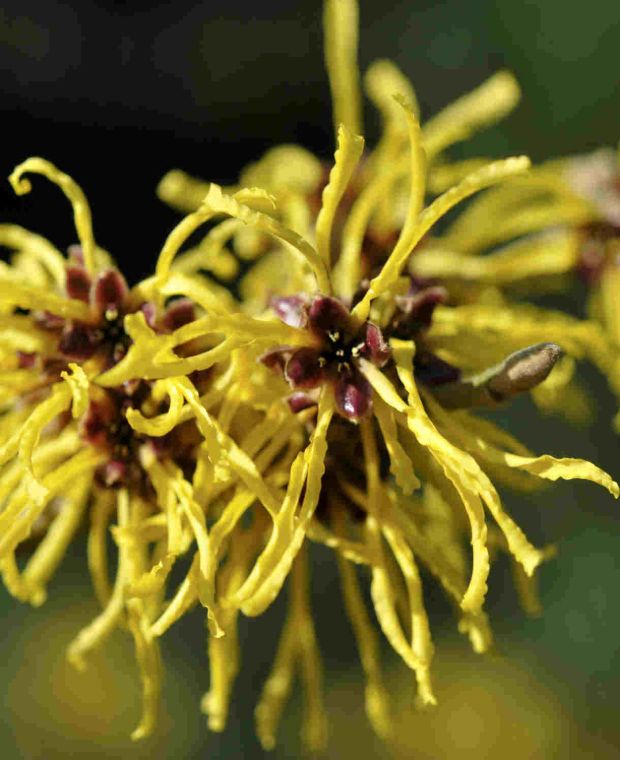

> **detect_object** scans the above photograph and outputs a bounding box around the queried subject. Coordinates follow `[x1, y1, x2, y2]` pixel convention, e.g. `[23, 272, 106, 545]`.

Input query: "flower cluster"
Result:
[1, 0, 619, 751]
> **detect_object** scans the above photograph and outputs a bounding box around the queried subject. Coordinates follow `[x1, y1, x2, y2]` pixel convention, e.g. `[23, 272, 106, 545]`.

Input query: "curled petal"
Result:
[60, 362, 90, 418]
[271, 295, 309, 328]
[308, 295, 350, 336]
[334, 369, 372, 419]
[285, 348, 326, 389]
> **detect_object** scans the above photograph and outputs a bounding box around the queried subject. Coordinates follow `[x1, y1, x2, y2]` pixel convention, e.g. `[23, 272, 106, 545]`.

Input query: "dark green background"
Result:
[0, 1, 619, 757]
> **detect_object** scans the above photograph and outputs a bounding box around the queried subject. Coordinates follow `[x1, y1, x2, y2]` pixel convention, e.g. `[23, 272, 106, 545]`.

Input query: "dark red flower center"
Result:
[262, 294, 390, 420]
[11, 247, 207, 494]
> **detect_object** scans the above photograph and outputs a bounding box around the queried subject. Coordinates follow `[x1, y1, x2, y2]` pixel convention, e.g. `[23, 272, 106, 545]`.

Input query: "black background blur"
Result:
[1, 0, 620, 282]
[0, 1, 620, 758]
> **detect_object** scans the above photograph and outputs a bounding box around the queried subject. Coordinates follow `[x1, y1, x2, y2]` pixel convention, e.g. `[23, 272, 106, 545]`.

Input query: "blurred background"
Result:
[0, 0, 619, 757]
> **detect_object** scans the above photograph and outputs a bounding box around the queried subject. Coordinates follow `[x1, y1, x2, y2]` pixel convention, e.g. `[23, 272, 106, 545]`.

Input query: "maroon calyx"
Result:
[284, 347, 326, 388]
[161, 298, 196, 331]
[141, 301, 158, 329]
[270, 295, 309, 328]
[139, 298, 198, 335]
[92, 269, 129, 319]
[58, 322, 100, 360]
[66, 265, 92, 302]
[258, 347, 292, 375]
[262, 294, 391, 421]
[390, 283, 448, 339]
[307, 295, 350, 335]
[334, 369, 372, 420]
[575, 223, 620, 286]
[58, 266, 133, 368]
[359, 322, 390, 367]
[17, 351, 37, 369]
[287, 391, 318, 414]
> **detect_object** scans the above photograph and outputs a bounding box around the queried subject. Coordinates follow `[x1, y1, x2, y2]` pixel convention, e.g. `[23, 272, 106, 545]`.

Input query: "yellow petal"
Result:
[412, 229, 580, 284]
[87, 490, 116, 607]
[0, 278, 91, 321]
[0, 223, 66, 285]
[67, 487, 131, 671]
[126, 379, 185, 437]
[373, 394, 420, 494]
[20, 476, 91, 605]
[336, 552, 392, 738]
[353, 156, 530, 322]
[18, 384, 73, 489]
[233, 391, 334, 616]
[150, 553, 200, 637]
[156, 169, 211, 213]
[9, 157, 97, 274]
[127, 598, 163, 741]
[423, 71, 520, 160]
[360, 349, 490, 612]
[315, 124, 364, 267]
[61, 363, 90, 419]
[323, 0, 362, 137]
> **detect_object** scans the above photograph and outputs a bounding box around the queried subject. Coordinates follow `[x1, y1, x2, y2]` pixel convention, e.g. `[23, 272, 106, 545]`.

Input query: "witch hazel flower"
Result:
[0, 156, 277, 740]
[3, 0, 620, 753]
[135, 0, 620, 749]
[263, 294, 389, 419]
[410, 144, 620, 426]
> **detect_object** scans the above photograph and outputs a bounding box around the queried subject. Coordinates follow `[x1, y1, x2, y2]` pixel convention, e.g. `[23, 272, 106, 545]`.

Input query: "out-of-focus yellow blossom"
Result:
[143, 0, 618, 750]
[325, 641, 583, 760]
[411, 145, 620, 424]
[2, 0, 619, 753]
[0, 157, 306, 740]
[560, 148, 620, 426]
